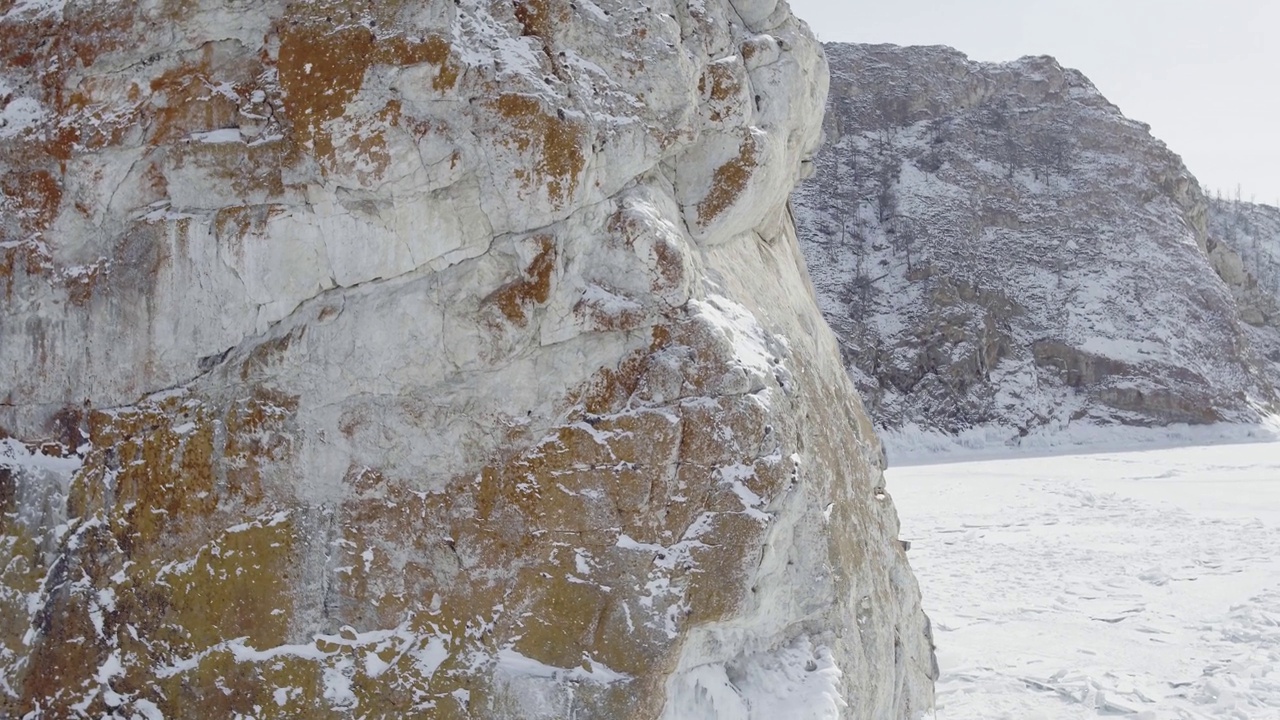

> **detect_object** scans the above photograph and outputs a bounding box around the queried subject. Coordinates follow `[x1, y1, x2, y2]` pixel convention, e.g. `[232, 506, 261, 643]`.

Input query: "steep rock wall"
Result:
[793, 43, 1276, 440]
[0, 2, 933, 718]
[1209, 199, 1280, 388]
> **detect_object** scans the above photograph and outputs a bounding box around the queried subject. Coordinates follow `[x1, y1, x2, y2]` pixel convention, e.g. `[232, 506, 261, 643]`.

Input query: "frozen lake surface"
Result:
[888, 442, 1280, 719]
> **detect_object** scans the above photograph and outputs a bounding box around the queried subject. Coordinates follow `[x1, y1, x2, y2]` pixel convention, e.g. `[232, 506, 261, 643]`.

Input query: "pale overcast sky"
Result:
[788, 0, 1280, 205]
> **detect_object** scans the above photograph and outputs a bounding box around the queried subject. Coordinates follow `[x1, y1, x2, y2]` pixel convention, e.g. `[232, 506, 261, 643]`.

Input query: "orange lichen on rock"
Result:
[322, 100, 402, 183]
[321, 400, 680, 712]
[3, 387, 303, 718]
[103, 309, 778, 717]
[574, 291, 649, 332]
[200, 139, 290, 201]
[239, 325, 304, 381]
[213, 204, 280, 244]
[514, 0, 569, 41]
[493, 93, 586, 205]
[0, 1, 133, 81]
[698, 132, 759, 225]
[0, 240, 53, 299]
[145, 45, 249, 145]
[702, 60, 742, 102]
[1, 2, 163, 160]
[700, 58, 747, 123]
[0, 168, 60, 291]
[63, 259, 109, 307]
[302, 313, 789, 715]
[608, 206, 689, 295]
[3, 301, 797, 718]
[1, 170, 62, 234]
[486, 235, 557, 325]
[383, 34, 462, 91]
[0, 464, 47, 705]
[277, 24, 377, 159]
[276, 14, 460, 177]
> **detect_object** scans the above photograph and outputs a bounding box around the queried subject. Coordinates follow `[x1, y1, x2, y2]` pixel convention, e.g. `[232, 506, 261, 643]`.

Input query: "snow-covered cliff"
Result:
[794, 43, 1278, 447]
[1209, 198, 1280, 389]
[0, 2, 933, 718]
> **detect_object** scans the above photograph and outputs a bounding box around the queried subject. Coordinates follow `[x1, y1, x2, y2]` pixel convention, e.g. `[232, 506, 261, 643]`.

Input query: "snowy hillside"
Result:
[793, 44, 1278, 449]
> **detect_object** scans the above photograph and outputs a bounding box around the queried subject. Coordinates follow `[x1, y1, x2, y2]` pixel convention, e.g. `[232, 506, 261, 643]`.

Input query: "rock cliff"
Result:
[1209, 198, 1280, 388]
[0, 2, 933, 718]
[794, 43, 1278, 443]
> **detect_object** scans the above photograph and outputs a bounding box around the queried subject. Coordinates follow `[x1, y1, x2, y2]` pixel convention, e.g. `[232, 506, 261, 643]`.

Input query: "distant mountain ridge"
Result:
[792, 43, 1280, 449]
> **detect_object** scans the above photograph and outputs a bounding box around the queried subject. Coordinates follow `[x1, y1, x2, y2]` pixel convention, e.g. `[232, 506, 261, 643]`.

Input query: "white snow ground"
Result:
[889, 441, 1280, 719]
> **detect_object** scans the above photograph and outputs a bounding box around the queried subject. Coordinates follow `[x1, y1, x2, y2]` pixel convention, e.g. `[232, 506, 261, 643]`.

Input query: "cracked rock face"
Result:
[0, 2, 933, 718]
[793, 43, 1277, 439]
[1208, 199, 1280, 388]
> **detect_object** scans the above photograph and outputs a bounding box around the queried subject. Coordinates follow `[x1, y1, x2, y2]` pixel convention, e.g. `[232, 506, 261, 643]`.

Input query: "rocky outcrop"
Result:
[1209, 199, 1280, 387]
[0, 2, 933, 718]
[793, 43, 1277, 440]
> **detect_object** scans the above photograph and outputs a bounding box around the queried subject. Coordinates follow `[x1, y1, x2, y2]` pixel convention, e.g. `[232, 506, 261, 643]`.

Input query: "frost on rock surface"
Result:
[0, 2, 932, 718]
[1208, 199, 1280, 390]
[793, 43, 1280, 450]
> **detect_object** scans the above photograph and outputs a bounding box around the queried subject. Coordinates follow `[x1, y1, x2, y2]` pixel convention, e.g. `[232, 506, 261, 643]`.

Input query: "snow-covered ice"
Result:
[889, 441, 1280, 719]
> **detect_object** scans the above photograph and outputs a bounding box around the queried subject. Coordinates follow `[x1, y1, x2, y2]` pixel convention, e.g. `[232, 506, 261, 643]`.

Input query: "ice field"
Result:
[889, 441, 1280, 719]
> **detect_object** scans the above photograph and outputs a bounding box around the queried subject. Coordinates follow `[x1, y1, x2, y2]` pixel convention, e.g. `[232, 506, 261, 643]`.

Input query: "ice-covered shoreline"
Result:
[889, 441, 1280, 718]
[881, 417, 1280, 467]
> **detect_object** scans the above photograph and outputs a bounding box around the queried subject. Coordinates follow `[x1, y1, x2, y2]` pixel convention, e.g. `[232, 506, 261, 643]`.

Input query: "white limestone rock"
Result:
[0, 3, 932, 718]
